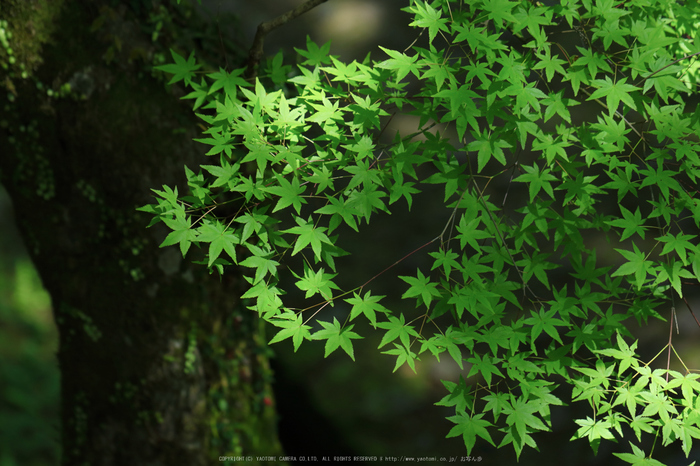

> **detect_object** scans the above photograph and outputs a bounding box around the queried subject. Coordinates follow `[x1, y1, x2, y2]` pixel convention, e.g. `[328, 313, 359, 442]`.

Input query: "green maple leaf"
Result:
[295, 35, 333, 66]
[240, 78, 280, 114]
[542, 89, 577, 124]
[512, 111, 539, 148]
[513, 4, 554, 37]
[422, 60, 452, 91]
[596, 332, 639, 376]
[344, 159, 382, 191]
[505, 395, 549, 443]
[572, 417, 615, 455]
[182, 77, 209, 110]
[573, 46, 612, 80]
[609, 206, 647, 241]
[429, 248, 460, 279]
[505, 81, 547, 114]
[273, 94, 305, 130]
[382, 343, 418, 373]
[399, 268, 442, 309]
[483, 391, 510, 422]
[376, 46, 420, 82]
[533, 45, 567, 82]
[388, 175, 420, 210]
[345, 185, 388, 222]
[692, 252, 700, 283]
[563, 65, 589, 96]
[467, 128, 511, 171]
[208, 67, 248, 98]
[342, 134, 375, 161]
[196, 220, 240, 267]
[613, 443, 665, 466]
[269, 310, 311, 352]
[593, 0, 631, 22]
[467, 353, 503, 387]
[454, 23, 488, 54]
[652, 259, 694, 298]
[376, 313, 420, 349]
[152, 184, 180, 207]
[532, 131, 571, 165]
[592, 20, 629, 50]
[201, 160, 239, 189]
[212, 94, 241, 124]
[571, 251, 610, 288]
[588, 77, 639, 116]
[262, 173, 307, 214]
[602, 164, 640, 202]
[345, 291, 387, 327]
[482, 0, 518, 29]
[656, 232, 697, 265]
[639, 163, 683, 203]
[289, 65, 321, 88]
[306, 96, 345, 126]
[310, 318, 363, 361]
[195, 129, 234, 157]
[239, 244, 280, 285]
[455, 213, 490, 253]
[283, 216, 333, 260]
[464, 61, 496, 88]
[315, 195, 359, 233]
[666, 373, 700, 408]
[434, 82, 479, 121]
[498, 50, 528, 85]
[160, 213, 197, 257]
[436, 376, 473, 413]
[612, 384, 644, 418]
[234, 208, 276, 243]
[446, 412, 496, 455]
[612, 243, 653, 290]
[513, 163, 557, 201]
[305, 163, 335, 195]
[643, 59, 688, 103]
[242, 279, 284, 318]
[348, 93, 388, 130]
[431, 329, 465, 369]
[517, 250, 558, 290]
[523, 307, 568, 346]
[590, 113, 631, 152]
[154, 49, 201, 86]
[294, 265, 339, 300]
[409, 0, 449, 44]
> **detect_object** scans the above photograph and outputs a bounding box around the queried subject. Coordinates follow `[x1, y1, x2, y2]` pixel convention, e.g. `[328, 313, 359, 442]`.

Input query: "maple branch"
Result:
[245, 0, 330, 80]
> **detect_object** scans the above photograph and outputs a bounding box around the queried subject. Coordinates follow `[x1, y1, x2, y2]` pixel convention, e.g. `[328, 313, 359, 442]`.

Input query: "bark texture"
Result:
[0, 1, 282, 464]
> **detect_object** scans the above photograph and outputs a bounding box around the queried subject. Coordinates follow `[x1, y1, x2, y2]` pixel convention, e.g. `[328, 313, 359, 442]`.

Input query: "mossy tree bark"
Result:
[0, 1, 282, 464]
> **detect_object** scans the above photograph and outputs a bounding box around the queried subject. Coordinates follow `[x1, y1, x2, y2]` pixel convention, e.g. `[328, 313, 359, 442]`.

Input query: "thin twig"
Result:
[682, 295, 700, 329]
[639, 51, 700, 83]
[359, 237, 440, 290]
[666, 307, 674, 382]
[245, 0, 330, 80]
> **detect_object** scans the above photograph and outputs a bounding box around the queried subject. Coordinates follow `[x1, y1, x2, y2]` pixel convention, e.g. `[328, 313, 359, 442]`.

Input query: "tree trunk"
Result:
[0, 1, 282, 464]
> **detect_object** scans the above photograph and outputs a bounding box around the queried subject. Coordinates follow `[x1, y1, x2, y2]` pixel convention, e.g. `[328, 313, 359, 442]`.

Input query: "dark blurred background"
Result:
[2, 1, 700, 465]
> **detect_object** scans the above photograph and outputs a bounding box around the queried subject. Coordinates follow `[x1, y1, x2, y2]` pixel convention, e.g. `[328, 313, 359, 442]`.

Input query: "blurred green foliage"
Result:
[0, 227, 59, 465]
